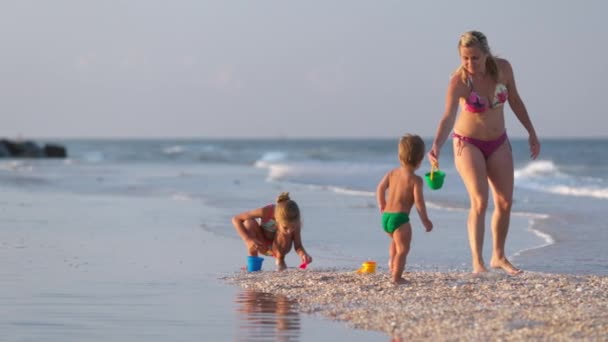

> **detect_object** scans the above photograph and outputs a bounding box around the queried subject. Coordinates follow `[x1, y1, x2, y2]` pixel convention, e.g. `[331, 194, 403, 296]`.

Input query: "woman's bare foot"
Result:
[276, 259, 287, 271]
[490, 257, 522, 275]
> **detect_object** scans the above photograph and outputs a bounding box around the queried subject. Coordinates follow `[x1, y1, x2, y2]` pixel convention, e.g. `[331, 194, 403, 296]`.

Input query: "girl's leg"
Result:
[453, 138, 490, 273]
[243, 219, 265, 256]
[391, 224, 412, 284]
[273, 232, 294, 271]
[486, 141, 521, 275]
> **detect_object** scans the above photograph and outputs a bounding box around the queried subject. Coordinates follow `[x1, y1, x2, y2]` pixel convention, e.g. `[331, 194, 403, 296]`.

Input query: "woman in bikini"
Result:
[232, 192, 312, 271]
[428, 31, 540, 275]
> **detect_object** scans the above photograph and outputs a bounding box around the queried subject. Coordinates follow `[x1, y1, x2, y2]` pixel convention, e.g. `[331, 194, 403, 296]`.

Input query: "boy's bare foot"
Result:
[276, 260, 287, 271]
[392, 277, 408, 285]
[490, 257, 522, 275]
[472, 263, 488, 274]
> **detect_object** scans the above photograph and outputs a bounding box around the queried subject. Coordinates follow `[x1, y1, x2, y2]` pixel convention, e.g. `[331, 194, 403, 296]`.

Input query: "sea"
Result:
[1, 137, 606, 341]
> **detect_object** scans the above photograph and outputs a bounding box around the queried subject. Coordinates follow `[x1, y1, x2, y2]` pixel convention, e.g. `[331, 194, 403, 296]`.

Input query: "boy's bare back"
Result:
[379, 167, 423, 213]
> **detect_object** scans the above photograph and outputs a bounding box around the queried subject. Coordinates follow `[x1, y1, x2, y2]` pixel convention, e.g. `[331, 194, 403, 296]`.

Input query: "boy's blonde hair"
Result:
[398, 134, 425, 167]
[275, 192, 300, 225]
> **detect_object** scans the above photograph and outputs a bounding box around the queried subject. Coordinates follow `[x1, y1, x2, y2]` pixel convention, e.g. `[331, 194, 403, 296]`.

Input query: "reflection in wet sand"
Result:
[235, 290, 300, 341]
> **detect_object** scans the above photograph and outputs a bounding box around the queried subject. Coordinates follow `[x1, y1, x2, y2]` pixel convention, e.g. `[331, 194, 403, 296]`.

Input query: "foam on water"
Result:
[0, 160, 33, 172]
[515, 160, 608, 200]
[163, 145, 185, 155]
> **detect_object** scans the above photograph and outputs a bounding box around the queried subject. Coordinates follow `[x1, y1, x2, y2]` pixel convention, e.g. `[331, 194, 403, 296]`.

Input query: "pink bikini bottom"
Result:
[452, 132, 508, 159]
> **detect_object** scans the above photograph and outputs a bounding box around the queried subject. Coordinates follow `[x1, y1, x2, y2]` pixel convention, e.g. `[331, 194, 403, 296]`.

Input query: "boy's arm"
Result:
[413, 176, 433, 231]
[376, 172, 389, 212]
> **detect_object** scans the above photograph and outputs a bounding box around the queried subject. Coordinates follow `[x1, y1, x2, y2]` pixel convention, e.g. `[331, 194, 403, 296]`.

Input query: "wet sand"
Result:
[224, 269, 608, 341]
[0, 183, 387, 341]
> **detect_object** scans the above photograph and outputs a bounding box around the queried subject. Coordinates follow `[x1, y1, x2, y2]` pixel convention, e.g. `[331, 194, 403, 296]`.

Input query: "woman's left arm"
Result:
[502, 59, 541, 159]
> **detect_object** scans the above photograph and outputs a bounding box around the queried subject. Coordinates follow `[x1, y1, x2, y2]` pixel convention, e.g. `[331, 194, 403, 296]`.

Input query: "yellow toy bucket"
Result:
[424, 165, 446, 190]
[356, 261, 376, 274]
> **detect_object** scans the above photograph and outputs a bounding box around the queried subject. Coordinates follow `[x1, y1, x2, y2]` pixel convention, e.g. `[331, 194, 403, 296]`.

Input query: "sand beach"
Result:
[225, 269, 608, 341]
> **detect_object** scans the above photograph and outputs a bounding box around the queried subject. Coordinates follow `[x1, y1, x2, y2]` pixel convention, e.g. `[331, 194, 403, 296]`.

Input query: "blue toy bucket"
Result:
[246, 256, 264, 272]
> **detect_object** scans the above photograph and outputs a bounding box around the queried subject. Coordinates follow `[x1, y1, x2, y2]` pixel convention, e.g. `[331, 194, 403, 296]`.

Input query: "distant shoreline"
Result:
[0, 138, 66, 158]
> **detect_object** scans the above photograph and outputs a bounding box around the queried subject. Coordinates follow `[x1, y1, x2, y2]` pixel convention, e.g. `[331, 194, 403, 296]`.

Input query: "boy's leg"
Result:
[392, 223, 412, 284]
[386, 234, 395, 273]
[273, 232, 294, 271]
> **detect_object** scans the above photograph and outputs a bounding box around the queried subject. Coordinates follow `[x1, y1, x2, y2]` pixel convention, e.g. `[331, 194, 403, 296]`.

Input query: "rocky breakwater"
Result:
[0, 139, 67, 158]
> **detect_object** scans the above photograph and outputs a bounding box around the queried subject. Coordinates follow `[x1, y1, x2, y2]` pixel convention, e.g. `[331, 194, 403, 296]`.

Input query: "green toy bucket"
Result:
[424, 165, 446, 190]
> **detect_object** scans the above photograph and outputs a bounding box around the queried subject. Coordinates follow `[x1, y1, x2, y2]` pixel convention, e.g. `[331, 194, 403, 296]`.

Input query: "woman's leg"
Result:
[486, 141, 521, 275]
[453, 138, 490, 273]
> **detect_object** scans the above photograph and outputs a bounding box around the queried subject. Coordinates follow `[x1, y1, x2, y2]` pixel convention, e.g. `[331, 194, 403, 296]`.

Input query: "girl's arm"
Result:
[293, 228, 312, 264]
[231, 207, 265, 249]
[413, 176, 433, 232]
[502, 59, 540, 159]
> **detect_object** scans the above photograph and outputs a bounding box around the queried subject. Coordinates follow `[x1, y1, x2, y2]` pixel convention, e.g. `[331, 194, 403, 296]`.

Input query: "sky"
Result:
[1, 0, 607, 139]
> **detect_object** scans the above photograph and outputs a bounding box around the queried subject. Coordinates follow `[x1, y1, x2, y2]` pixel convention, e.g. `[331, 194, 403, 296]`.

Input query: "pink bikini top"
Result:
[463, 76, 508, 113]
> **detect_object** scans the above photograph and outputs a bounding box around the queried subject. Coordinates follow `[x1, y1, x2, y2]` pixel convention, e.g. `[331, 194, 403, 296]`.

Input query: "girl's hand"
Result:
[246, 238, 265, 254]
[257, 243, 272, 256]
[300, 253, 312, 265]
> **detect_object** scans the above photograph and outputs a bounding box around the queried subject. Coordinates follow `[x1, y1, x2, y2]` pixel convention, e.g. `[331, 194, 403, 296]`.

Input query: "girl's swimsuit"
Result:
[455, 75, 509, 159]
[259, 204, 277, 256]
[260, 204, 277, 233]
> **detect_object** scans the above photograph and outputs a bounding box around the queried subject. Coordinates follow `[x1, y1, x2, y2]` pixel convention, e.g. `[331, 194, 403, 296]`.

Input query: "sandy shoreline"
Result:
[223, 269, 608, 341]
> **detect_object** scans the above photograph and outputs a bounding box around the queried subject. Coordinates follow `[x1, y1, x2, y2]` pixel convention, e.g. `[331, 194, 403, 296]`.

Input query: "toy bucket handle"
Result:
[430, 163, 439, 181]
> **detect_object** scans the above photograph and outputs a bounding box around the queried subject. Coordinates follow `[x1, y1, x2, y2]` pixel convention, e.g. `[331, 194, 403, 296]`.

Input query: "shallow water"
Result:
[1, 138, 606, 340]
[234, 290, 301, 341]
[0, 185, 387, 341]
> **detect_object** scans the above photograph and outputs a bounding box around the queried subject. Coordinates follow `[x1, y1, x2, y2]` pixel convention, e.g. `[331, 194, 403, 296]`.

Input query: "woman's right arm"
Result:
[428, 75, 464, 166]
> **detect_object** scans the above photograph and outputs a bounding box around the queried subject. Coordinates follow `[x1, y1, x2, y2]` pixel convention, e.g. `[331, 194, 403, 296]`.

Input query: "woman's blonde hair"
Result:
[456, 31, 500, 83]
[398, 134, 425, 167]
[275, 192, 300, 224]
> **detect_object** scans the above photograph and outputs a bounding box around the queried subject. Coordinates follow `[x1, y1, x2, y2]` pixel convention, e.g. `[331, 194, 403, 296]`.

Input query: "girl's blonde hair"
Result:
[275, 192, 300, 224]
[398, 134, 425, 167]
[455, 31, 500, 83]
